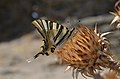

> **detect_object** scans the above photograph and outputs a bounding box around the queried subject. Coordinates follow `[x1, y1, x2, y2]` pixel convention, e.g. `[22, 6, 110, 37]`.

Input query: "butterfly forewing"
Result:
[56, 27, 75, 46]
[32, 20, 46, 38]
[55, 26, 68, 45]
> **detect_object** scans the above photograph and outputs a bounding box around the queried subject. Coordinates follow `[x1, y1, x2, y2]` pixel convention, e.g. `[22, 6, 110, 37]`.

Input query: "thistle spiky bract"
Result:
[111, 0, 120, 29]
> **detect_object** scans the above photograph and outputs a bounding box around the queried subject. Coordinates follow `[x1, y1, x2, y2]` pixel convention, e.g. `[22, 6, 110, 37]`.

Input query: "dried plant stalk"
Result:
[55, 25, 120, 79]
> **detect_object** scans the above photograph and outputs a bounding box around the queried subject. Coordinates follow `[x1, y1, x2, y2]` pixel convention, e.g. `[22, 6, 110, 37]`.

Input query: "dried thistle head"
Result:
[111, 0, 120, 29]
[55, 24, 120, 79]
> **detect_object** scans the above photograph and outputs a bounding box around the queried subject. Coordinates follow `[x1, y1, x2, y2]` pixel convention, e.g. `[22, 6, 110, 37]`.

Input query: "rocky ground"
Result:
[0, 14, 120, 79]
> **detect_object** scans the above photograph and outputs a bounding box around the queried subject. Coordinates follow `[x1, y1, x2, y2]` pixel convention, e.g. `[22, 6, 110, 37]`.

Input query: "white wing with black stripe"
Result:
[27, 19, 75, 62]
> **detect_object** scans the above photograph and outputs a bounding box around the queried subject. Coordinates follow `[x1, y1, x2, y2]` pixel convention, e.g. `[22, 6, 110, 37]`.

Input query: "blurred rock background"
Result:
[0, 0, 119, 79]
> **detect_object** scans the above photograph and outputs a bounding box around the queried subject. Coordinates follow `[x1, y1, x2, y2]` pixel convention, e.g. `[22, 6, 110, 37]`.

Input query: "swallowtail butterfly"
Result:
[27, 19, 75, 62]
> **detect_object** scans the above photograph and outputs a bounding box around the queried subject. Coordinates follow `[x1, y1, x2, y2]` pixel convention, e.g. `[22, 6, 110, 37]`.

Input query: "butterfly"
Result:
[27, 19, 75, 62]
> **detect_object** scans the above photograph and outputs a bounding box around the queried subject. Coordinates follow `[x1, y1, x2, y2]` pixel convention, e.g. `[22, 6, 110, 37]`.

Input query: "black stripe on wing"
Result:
[49, 21, 59, 30]
[66, 28, 75, 40]
[56, 27, 75, 46]
[37, 20, 47, 36]
[41, 20, 52, 33]
[35, 27, 45, 39]
[56, 29, 69, 46]
[53, 25, 64, 42]
[41, 20, 51, 41]
[50, 21, 53, 30]
[32, 20, 46, 38]
[44, 20, 49, 31]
